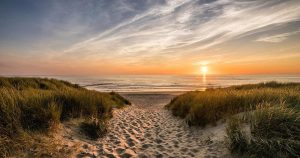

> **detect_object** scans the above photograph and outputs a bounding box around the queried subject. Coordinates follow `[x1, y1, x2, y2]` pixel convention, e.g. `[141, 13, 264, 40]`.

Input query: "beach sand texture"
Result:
[54, 94, 230, 158]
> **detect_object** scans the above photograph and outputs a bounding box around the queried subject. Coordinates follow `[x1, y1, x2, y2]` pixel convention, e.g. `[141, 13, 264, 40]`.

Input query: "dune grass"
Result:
[0, 77, 130, 157]
[227, 103, 300, 157]
[166, 82, 300, 126]
[80, 118, 108, 140]
[166, 82, 300, 157]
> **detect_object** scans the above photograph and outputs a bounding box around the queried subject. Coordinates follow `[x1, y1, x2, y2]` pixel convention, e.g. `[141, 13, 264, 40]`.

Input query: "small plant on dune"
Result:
[47, 102, 62, 129]
[226, 116, 249, 154]
[80, 118, 108, 140]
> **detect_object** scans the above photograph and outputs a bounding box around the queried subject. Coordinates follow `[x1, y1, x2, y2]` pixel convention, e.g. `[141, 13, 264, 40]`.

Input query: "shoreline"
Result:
[120, 91, 185, 96]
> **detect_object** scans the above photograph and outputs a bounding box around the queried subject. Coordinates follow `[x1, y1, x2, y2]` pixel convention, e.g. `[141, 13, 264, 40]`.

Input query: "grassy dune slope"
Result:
[166, 82, 300, 157]
[0, 77, 130, 157]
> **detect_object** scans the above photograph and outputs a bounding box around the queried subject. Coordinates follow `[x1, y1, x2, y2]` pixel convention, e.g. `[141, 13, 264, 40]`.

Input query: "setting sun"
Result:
[201, 66, 208, 74]
[0, 1, 300, 157]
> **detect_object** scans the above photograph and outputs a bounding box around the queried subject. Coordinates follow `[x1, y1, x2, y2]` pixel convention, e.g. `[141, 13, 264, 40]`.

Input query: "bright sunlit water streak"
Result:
[202, 74, 207, 86]
[34, 75, 300, 93]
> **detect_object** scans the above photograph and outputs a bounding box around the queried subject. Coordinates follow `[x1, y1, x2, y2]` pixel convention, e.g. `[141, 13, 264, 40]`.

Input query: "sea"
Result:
[43, 74, 300, 93]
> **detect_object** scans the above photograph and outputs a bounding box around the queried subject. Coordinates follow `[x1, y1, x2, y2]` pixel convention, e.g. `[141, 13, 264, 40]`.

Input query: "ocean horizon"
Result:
[4, 74, 300, 93]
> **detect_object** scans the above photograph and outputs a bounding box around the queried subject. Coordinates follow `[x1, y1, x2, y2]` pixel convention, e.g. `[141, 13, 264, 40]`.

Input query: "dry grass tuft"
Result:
[0, 77, 130, 157]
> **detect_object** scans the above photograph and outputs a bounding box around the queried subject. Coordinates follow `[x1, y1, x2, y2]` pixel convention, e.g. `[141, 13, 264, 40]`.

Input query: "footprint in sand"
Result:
[59, 94, 229, 158]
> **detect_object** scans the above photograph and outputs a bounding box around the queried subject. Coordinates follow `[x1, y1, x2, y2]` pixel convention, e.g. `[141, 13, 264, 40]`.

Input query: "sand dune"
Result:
[53, 94, 230, 158]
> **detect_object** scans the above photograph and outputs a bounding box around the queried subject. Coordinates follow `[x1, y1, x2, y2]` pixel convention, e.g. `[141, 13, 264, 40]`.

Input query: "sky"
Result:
[0, 0, 300, 75]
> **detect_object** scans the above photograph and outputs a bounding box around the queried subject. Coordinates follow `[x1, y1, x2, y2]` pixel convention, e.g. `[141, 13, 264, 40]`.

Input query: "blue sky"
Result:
[0, 0, 300, 75]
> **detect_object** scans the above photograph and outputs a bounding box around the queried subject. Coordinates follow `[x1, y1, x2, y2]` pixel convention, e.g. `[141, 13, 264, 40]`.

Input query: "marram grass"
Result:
[0, 77, 130, 157]
[166, 82, 300, 157]
[80, 118, 108, 140]
[227, 104, 300, 158]
[166, 82, 300, 126]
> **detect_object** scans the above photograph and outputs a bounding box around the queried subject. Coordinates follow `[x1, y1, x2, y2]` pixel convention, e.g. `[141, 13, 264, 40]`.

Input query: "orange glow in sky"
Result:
[0, 0, 300, 75]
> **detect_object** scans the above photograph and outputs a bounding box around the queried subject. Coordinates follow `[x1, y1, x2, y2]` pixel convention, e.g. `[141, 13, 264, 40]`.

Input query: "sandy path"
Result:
[58, 94, 230, 158]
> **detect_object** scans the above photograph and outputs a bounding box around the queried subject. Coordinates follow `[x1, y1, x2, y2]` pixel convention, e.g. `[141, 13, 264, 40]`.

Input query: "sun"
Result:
[201, 66, 208, 74]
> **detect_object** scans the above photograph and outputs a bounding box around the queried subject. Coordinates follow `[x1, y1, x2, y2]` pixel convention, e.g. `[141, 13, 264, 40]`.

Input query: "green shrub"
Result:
[80, 118, 108, 140]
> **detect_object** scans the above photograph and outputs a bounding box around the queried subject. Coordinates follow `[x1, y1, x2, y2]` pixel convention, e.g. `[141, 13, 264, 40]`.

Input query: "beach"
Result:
[48, 93, 229, 158]
[2, 0, 299, 156]
[5, 79, 299, 158]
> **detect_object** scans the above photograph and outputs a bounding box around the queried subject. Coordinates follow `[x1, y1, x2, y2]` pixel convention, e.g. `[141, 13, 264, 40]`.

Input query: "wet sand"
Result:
[55, 93, 230, 158]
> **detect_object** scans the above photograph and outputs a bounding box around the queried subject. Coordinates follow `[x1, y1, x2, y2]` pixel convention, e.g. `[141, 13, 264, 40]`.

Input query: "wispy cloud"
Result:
[1, 0, 300, 75]
[256, 30, 300, 43]
[63, 0, 300, 63]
